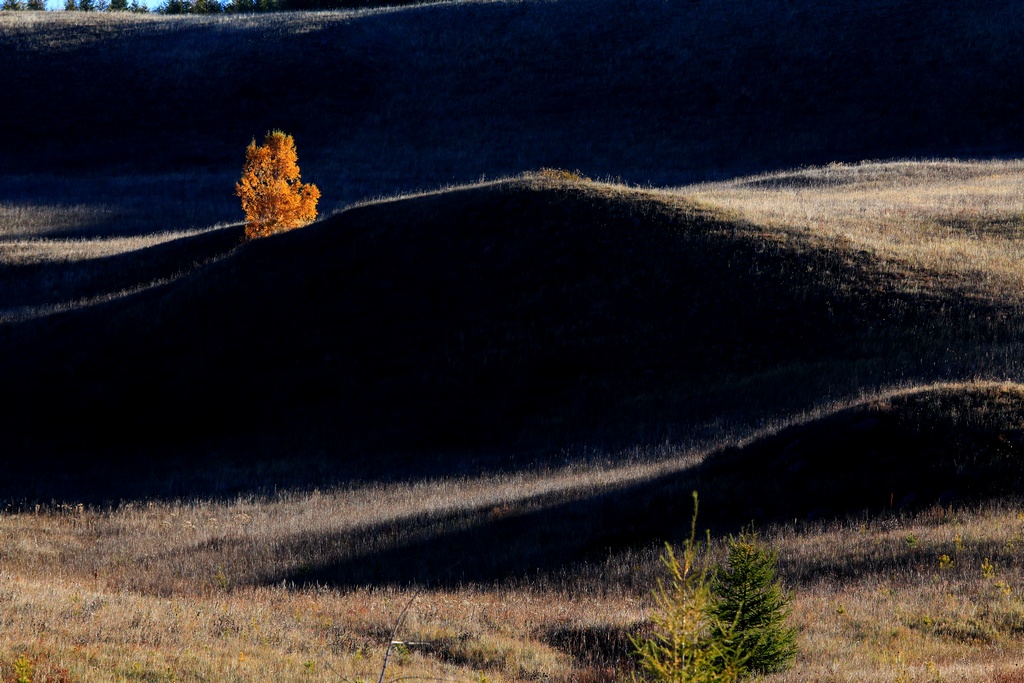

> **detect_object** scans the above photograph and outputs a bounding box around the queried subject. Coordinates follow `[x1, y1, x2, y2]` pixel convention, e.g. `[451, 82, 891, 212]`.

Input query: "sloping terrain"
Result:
[695, 382, 1024, 526]
[262, 381, 1024, 587]
[7, 380, 1024, 683]
[3, 0, 1024, 235]
[0, 223, 244, 318]
[3, 169, 1024, 501]
[6, 2, 1024, 680]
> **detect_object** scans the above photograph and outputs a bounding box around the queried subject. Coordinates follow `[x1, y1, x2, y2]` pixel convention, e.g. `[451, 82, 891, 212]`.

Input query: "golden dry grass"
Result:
[683, 159, 1024, 303]
[0, 463, 671, 683]
[762, 503, 1024, 683]
[5, 375, 1024, 680]
[0, 225, 233, 266]
[8, 486, 1024, 682]
[1, 458, 696, 595]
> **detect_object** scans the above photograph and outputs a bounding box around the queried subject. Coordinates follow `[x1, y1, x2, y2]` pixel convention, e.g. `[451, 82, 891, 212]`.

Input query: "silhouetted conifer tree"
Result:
[193, 0, 222, 12]
[157, 0, 191, 13]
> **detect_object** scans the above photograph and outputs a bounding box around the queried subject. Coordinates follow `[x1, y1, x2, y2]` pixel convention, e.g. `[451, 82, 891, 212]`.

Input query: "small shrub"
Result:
[631, 496, 797, 682]
[13, 654, 34, 683]
[708, 532, 797, 676]
[630, 494, 746, 683]
[235, 130, 320, 241]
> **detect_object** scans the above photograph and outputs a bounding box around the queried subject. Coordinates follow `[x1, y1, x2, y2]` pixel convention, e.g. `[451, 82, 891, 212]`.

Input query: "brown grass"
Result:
[762, 502, 1024, 683]
[7, 487, 1024, 681]
[6, 378, 1024, 680]
[684, 159, 1024, 303]
[0, 464, 667, 683]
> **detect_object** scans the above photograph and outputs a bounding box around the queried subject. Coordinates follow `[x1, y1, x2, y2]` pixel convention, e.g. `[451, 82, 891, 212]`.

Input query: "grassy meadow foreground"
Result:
[5, 161, 1024, 680]
[7, 459, 1024, 683]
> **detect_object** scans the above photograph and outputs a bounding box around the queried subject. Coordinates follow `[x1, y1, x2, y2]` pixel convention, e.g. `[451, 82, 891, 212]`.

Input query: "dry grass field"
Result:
[7, 0, 1024, 680]
[7, 442, 1024, 682]
[686, 160, 1024, 303]
[5, 160, 1024, 681]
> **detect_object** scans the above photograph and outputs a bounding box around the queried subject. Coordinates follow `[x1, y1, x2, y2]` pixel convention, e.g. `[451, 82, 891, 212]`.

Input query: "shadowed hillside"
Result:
[3, 174, 1023, 500]
[3, 0, 1024, 235]
[46, 380, 1017, 590]
[6, 382, 1024, 680]
[265, 382, 1024, 588]
[0, 223, 245, 317]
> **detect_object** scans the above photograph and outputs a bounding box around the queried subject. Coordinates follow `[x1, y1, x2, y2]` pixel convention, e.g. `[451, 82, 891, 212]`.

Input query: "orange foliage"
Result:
[235, 130, 321, 240]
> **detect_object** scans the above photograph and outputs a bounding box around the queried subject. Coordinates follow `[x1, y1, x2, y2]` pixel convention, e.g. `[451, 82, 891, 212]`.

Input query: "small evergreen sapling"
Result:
[709, 532, 797, 676]
[631, 496, 797, 682]
[631, 493, 748, 683]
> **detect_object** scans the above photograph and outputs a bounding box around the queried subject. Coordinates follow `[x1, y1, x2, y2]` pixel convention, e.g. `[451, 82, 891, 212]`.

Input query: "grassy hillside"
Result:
[4, 162, 1024, 502]
[6, 383, 1024, 682]
[3, 0, 1024, 236]
[7, 2, 1024, 680]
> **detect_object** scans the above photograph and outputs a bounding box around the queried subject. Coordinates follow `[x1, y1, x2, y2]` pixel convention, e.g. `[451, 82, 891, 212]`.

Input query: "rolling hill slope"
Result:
[8, 3, 1024, 679]
[2, 0, 1024, 228]
[3, 170, 1023, 500]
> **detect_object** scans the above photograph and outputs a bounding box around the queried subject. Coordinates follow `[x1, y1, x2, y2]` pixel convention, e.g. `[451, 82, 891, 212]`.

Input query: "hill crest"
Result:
[3, 175, 1022, 501]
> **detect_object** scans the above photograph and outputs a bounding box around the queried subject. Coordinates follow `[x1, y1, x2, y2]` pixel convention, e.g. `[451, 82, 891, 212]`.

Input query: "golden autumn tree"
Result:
[236, 130, 321, 240]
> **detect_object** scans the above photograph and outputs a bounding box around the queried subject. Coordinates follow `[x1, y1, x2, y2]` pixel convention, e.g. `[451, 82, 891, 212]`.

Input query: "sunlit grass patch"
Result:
[8, 493, 1024, 681]
[684, 159, 1024, 303]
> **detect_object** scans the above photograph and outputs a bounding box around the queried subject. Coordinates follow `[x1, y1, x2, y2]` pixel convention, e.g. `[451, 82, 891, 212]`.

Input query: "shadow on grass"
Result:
[0, 224, 245, 313]
[3, 181, 1024, 513]
[248, 385, 1024, 589]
